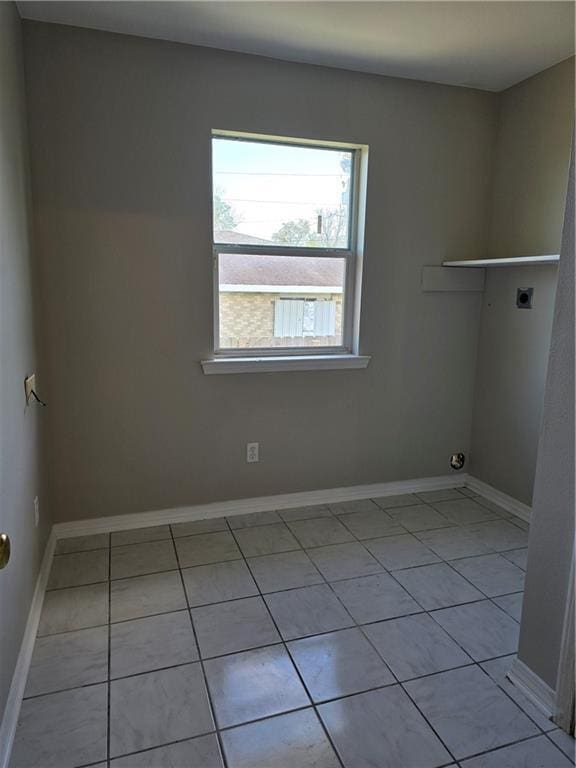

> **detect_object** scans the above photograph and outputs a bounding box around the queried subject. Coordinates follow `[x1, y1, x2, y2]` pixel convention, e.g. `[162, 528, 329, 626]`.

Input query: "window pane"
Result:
[212, 137, 353, 249]
[218, 253, 345, 349]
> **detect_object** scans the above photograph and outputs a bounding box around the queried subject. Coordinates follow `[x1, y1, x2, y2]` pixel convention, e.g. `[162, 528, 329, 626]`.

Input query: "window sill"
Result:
[201, 354, 371, 375]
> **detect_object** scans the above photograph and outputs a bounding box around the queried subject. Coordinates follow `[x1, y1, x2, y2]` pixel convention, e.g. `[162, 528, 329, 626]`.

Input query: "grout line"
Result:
[544, 729, 576, 759]
[89, 721, 561, 768]
[475, 662, 555, 734]
[26, 601, 529, 702]
[458, 732, 566, 763]
[106, 532, 111, 768]
[225, 522, 347, 768]
[168, 523, 230, 768]
[26, 496, 539, 768]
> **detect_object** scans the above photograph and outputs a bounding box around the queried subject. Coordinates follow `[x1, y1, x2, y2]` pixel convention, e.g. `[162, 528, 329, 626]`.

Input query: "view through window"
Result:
[212, 134, 357, 353]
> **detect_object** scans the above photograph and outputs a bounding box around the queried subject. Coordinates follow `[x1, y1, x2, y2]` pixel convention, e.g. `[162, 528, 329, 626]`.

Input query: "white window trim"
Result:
[219, 284, 343, 294]
[205, 131, 369, 374]
[201, 354, 371, 375]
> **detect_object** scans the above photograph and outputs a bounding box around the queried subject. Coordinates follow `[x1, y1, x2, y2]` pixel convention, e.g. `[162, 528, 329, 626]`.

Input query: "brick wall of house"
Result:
[219, 292, 343, 348]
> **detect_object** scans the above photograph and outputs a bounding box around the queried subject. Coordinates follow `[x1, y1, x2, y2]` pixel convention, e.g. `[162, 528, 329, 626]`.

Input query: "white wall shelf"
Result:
[443, 255, 560, 268]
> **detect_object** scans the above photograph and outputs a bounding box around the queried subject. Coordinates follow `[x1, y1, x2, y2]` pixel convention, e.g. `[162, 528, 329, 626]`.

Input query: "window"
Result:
[274, 298, 336, 339]
[210, 132, 366, 366]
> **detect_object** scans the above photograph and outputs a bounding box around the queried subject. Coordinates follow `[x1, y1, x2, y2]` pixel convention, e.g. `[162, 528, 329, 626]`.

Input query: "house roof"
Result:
[215, 230, 344, 287]
[214, 230, 275, 246]
[219, 252, 344, 287]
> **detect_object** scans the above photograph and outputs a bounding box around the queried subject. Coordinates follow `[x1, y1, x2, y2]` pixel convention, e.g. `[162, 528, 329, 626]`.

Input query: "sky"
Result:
[212, 137, 352, 242]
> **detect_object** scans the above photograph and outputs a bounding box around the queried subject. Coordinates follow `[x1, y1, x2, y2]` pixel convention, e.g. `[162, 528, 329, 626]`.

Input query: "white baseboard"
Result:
[53, 473, 469, 539]
[466, 475, 532, 523]
[509, 657, 556, 719]
[0, 529, 56, 768]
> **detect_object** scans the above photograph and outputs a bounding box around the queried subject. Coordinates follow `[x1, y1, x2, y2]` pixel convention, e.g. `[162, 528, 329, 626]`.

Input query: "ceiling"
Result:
[18, 1, 575, 91]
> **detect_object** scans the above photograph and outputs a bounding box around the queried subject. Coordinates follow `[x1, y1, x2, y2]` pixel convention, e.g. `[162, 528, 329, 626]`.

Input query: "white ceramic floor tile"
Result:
[55, 533, 109, 555]
[111, 610, 198, 678]
[307, 542, 383, 581]
[372, 493, 421, 509]
[110, 539, 177, 580]
[175, 531, 242, 567]
[319, 685, 451, 768]
[278, 504, 332, 521]
[404, 666, 539, 760]
[417, 488, 466, 503]
[492, 592, 524, 622]
[182, 560, 258, 607]
[171, 517, 229, 537]
[11, 684, 107, 768]
[337, 509, 405, 540]
[110, 733, 224, 767]
[386, 504, 454, 532]
[38, 583, 109, 636]
[463, 521, 529, 552]
[471, 497, 513, 518]
[265, 584, 354, 640]
[192, 596, 280, 657]
[228, 510, 282, 529]
[111, 524, 172, 547]
[548, 729, 576, 760]
[47, 549, 109, 590]
[431, 600, 520, 661]
[459, 735, 573, 767]
[25, 626, 108, 697]
[110, 570, 186, 622]
[449, 553, 525, 597]
[459, 487, 480, 498]
[110, 663, 214, 757]
[501, 548, 528, 570]
[328, 498, 379, 516]
[363, 613, 472, 681]
[288, 627, 394, 702]
[393, 563, 484, 610]
[221, 709, 341, 768]
[233, 523, 300, 557]
[480, 655, 556, 732]
[415, 527, 492, 559]
[204, 645, 310, 728]
[24, 512, 545, 768]
[247, 550, 323, 593]
[431, 498, 500, 525]
[330, 572, 422, 623]
[287, 517, 355, 548]
[364, 533, 440, 570]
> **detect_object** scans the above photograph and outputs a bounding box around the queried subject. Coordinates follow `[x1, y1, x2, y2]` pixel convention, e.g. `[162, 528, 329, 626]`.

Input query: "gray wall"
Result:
[0, 4, 49, 720]
[488, 58, 574, 260]
[519, 140, 574, 691]
[23, 22, 498, 523]
[470, 59, 574, 504]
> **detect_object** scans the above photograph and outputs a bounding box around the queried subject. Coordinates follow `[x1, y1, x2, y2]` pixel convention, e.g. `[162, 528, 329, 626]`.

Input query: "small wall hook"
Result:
[30, 389, 47, 407]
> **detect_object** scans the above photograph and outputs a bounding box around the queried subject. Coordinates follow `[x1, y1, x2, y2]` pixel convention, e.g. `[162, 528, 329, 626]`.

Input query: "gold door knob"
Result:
[0, 533, 11, 570]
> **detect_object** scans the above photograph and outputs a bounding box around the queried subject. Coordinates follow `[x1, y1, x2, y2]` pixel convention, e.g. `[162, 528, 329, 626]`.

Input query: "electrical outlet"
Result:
[246, 442, 259, 463]
[517, 287, 534, 309]
[34, 496, 40, 527]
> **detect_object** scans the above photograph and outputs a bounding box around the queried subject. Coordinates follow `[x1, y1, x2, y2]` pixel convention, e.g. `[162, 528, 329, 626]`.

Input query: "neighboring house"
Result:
[215, 231, 344, 348]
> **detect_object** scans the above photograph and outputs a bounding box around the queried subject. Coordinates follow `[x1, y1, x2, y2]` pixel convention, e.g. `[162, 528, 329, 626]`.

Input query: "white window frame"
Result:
[204, 130, 370, 374]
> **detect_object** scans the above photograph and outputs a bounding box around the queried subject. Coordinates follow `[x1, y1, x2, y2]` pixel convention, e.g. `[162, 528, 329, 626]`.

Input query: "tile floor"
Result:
[10, 488, 575, 768]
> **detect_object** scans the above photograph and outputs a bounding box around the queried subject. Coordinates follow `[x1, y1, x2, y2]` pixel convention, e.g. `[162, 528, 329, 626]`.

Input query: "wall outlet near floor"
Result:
[34, 496, 40, 527]
[246, 442, 259, 463]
